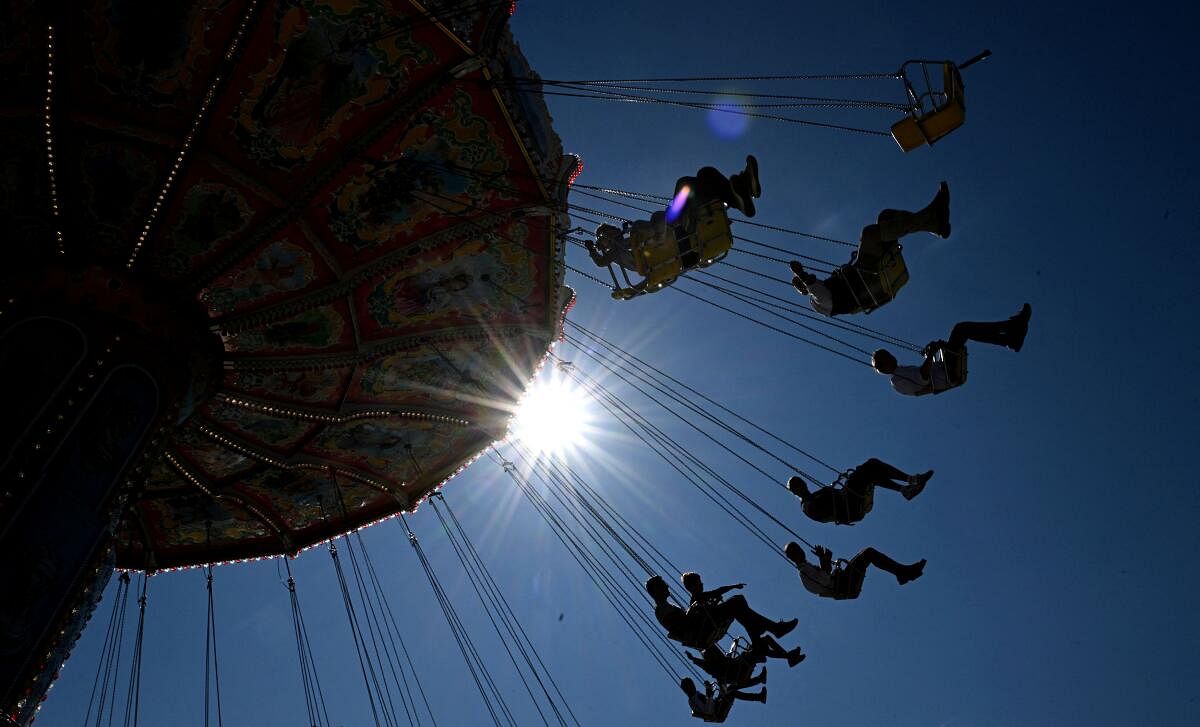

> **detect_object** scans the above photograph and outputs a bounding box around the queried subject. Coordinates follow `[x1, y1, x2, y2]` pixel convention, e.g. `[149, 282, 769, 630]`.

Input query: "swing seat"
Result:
[891, 61, 967, 152]
[679, 612, 735, 650]
[827, 472, 875, 524]
[838, 244, 910, 314]
[929, 346, 968, 393]
[686, 200, 734, 267]
[721, 639, 757, 687]
[890, 102, 964, 152]
[632, 220, 685, 293]
[697, 697, 734, 723]
[611, 201, 733, 298]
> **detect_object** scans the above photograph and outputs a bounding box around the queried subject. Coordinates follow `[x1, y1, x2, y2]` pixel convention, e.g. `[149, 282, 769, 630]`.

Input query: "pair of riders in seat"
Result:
[646, 572, 802, 722]
[586, 157, 760, 298]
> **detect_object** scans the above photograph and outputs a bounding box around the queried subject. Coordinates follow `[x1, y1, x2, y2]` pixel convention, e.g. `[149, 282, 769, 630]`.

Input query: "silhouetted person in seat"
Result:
[788, 459, 933, 525]
[871, 303, 1032, 396]
[680, 677, 765, 723]
[587, 156, 761, 271]
[682, 571, 749, 609]
[784, 542, 925, 600]
[645, 574, 796, 650]
[680, 572, 804, 666]
[790, 182, 950, 316]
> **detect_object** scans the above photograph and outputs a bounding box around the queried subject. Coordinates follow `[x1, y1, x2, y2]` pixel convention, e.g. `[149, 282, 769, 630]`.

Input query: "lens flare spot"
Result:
[665, 184, 691, 224]
[706, 98, 750, 139]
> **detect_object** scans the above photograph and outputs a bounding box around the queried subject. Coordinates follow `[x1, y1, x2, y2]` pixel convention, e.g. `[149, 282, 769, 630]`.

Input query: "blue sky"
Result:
[38, 2, 1200, 726]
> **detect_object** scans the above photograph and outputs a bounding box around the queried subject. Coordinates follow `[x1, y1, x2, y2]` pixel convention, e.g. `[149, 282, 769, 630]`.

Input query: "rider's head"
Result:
[871, 349, 897, 374]
[787, 476, 809, 501]
[645, 575, 669, 601]
[679, 678, 698, 696]
[784, 541, 806, 565]
[680, 571, 703, 595]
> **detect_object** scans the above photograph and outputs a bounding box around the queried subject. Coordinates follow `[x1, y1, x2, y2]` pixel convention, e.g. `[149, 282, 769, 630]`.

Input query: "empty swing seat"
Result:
[891, 62, 967, 152]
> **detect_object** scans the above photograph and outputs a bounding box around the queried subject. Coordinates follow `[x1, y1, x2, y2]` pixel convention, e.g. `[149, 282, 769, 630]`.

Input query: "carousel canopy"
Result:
[0, 0, 574, 570]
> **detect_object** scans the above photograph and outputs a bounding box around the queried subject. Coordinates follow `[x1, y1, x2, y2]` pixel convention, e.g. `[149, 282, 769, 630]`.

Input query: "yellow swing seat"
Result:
[890, 50, 990, 152]
[613, 201, 734, 298]
[838, 243, 910, 314]
[892, 62, 965, 152]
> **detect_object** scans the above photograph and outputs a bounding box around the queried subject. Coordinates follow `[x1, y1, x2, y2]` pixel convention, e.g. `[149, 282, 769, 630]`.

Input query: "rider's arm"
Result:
[586, 241, 610, 266]
[707, 584, 744, 600]
[816, 546, 834, 573]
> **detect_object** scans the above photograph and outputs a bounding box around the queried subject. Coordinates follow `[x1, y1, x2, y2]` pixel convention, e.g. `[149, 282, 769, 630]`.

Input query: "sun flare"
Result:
[510, 374, 592, 455]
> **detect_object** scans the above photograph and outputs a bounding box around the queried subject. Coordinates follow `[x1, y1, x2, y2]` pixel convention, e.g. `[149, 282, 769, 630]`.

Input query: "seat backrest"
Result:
[841, 247, 909, 313]
[684, 613, 734, 650]
[931, 347, 969, 392]
[873, 246, 910, 299]
[705, 697, 733, 723]
[628, 221, 684, 289]
[633, 202, 732, 292]
[694, 692, 734, 723]
[688, 201, 733, 265]
[723, 654, 755, 687]
[943, 62, 965, 104]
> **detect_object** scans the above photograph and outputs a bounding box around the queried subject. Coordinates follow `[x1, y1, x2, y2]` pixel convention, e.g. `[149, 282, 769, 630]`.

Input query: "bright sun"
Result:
[510, 373, 592, 455]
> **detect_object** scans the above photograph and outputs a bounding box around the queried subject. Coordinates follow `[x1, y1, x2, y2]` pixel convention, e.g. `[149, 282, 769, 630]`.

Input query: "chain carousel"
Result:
[0, 2, 574, 723]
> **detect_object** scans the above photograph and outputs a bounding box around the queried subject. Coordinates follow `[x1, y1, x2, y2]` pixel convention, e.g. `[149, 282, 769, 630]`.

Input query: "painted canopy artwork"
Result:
[0, 0, 574, 570]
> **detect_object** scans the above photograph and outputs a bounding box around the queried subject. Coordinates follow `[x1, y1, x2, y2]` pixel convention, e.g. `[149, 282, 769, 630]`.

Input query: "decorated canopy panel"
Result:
[0, 0, 574, 570]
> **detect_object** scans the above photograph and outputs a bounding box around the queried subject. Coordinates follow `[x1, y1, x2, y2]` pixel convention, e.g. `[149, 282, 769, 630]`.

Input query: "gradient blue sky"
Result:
[39, 2, 1200, 726]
